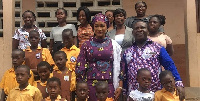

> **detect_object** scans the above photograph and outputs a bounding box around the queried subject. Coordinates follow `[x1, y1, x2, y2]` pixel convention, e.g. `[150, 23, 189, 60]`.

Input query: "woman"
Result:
[49, 8, 77, 54]
[148, 14, 174, 56]
[77, 6, 94, 48]
[12, 10, 47, 50]
[125, 1, 150, 28]
[76, 13, 123, 101]
[107, 8, 134, 53]
[105, 10, 114, 32]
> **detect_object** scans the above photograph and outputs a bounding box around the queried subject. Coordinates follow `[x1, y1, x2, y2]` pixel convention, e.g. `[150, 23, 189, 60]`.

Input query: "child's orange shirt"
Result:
[155, 88, 185, 101]
[0, 67, 34, 95]
[24, 46, 54, 69]
[59, 45, 80, 71]
[43, 95, 67, 101]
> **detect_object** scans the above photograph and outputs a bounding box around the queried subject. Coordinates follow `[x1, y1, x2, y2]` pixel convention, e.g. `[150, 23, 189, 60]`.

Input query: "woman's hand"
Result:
[114, 87, 122, 101]
[176, 86, 185, 101]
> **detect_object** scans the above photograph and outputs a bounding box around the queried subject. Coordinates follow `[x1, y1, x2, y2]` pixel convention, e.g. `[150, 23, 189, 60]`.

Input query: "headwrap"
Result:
[91, 13, 109, 28]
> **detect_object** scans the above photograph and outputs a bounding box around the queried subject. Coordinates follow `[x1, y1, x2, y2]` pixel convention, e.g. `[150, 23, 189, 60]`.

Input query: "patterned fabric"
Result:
[129, 89, 154, 101]
[76, 37, 122, 101]
[78, 24, 94, 48]
[0, 68, 34, 95]
[91, 13, 109, 28]
[121, 39, 183, 94]
[13, 25, 47, 50]
[154, 88, 184, 101]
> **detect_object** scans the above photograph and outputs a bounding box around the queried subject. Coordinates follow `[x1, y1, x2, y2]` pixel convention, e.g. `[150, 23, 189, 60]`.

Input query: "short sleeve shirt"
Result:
[50, 24, 77, 41]
[12, 25, 47, 50]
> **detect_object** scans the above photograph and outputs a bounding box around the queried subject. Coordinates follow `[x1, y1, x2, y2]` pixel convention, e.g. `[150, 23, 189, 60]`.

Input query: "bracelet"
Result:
[118, 87, 123, 89]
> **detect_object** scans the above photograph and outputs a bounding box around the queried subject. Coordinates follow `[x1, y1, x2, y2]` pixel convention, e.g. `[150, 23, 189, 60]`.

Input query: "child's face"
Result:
[28, 32, 40, 47]
[56, 9, 67, 23]
[62, 32, 74, 48]
[161, 74, 175, 92]
[12, 51, 24, 67]
[15, 68, 30, 85]
[47, 81, 61, 99]
[76, 83, 89, 100]
[78, 10, 87, 24]
[96, 85, 109, 101]
[37, 66, 50, 81]
[137, 70, 152, 89]
[54, 54, 67, 69]
[23, 12, 35, 26]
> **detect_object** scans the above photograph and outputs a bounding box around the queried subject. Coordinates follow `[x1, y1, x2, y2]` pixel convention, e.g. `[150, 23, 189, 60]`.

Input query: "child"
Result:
[60, 29, 80, 71]
[95, 81, 113, 101]
[0, 49, 34, 101]
[6, 65, 42, 101]
[75, 80, 89, 101]
[155, 70, 184, 101]
[33, 61, 53, 98]
[42, 77, 67, 101]
[25, 30, 54, 76]
[53, 51, 76, 101]
[128, 68, 154, 101]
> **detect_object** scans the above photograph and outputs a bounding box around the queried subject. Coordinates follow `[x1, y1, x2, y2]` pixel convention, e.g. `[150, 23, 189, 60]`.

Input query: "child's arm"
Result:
[0, 90, 6, 101]
[42, 48, 55, 66]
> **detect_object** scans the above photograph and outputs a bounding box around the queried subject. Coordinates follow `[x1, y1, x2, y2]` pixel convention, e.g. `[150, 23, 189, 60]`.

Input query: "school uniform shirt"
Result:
[24, 46, 54, 69]
[43, 95, 67, 101]
[0, 67, 34, 95]
[129, 89, 154, 101]
[53, 68, 76, 101]
[154, 88, 185, 101]
[60, 45, 80, 71]
[6, 84, 42, 101]
[33, 73, 53, 98]
[12, 25, 47, 50]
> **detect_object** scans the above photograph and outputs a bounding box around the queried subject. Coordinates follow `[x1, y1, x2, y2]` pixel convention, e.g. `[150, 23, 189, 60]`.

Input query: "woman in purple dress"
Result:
[76, 13, 123, 101]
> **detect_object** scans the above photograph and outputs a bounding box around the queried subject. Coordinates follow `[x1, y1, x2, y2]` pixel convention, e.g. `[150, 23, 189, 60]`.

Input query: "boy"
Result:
[129, 68, 154, 101]
[95, 81, 113, 101]
[155, 70, 185, 101]
[25, 30, 54, 76]
[75, 81, 89, 101]
[33, 61, 53, 98]
[42, 77, 66, 101]
[0, 49, 34, 101]
[53, 51, 76, 101]
[59, 29, 80, 71]
[6, 65, 42, 101]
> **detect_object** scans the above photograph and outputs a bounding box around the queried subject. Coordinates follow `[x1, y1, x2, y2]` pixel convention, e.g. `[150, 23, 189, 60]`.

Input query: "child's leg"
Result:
[1, 89, 7, 101]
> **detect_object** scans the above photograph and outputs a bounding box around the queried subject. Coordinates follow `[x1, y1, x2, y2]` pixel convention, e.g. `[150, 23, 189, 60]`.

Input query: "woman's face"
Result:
[114, 13, 125, 26]
[94, 21, 107, 39]
[105, 11, 114, 24]
[78, 10, 87, 25]
[23, 12, 35, 26]
[135, 3, 147, 16]
[148, 17, 161, 32]
[56, 9, 67, 23]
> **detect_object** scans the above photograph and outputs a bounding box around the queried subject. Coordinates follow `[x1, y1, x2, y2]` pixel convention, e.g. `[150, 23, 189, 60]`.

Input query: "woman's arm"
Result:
[166, 43, 174, 56]
[12, 39, 19, 50]
[49, 39, 54, 53]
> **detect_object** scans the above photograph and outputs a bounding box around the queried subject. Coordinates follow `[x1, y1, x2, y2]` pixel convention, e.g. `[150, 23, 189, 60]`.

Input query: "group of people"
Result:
[0, 1, 185, 101]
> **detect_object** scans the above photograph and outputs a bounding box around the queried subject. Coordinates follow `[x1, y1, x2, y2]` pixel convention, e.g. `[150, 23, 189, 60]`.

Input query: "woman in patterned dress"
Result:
[76, 13, 123, 101]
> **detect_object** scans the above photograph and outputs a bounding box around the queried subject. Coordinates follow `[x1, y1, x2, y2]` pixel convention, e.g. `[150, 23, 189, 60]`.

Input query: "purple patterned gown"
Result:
[76, 37, 115, 101]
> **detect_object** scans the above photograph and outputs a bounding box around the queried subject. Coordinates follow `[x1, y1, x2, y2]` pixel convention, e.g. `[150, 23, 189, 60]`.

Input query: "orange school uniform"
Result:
[155, 88, 185, 101]
[43, 95, 67, 101]
[6, 84, 42, 101]
[0, 67, 34, 95]
[59, 45, 80, 71]
[24, 46, 54, 70]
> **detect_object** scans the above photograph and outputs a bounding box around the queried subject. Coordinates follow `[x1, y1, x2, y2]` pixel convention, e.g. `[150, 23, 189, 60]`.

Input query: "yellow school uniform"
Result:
[6, 84, 42, 101]
[60, 45, 80, 71]
[155, 88, 185, 101]
[43, 95, 67, 101]
[0, 67, 34, 95]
